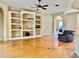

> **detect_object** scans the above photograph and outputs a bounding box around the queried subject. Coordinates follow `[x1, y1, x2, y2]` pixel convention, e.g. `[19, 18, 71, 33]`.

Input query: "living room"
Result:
[0, 0, 79, 58]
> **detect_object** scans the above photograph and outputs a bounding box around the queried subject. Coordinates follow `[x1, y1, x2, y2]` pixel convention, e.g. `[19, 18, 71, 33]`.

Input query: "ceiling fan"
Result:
[32, 0, 48, 10]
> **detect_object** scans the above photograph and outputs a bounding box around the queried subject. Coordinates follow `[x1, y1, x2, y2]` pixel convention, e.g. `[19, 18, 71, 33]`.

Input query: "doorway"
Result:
[54, 16, 63, 33]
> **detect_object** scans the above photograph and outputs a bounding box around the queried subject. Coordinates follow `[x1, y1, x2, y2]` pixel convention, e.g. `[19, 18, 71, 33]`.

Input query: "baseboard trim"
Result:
[6, 34, 52, 41]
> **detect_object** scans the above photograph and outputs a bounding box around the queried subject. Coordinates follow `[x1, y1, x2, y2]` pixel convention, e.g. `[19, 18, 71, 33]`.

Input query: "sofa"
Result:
[58, 30, 74, 42]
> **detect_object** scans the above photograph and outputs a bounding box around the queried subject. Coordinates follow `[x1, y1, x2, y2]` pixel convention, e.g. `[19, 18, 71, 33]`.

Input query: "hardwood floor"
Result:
[0, 35, 75, 58]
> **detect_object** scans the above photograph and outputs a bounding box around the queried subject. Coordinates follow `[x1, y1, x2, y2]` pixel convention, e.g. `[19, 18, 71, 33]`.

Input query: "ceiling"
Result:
[0, 0, 78, 14]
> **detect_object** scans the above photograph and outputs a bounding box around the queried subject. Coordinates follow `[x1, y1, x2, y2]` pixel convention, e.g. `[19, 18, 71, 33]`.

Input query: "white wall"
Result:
[75, 14, 79, 35]
[72, 0, 79, 9]
[41, 14, 53, 35]
[63, 13, 77, 31]
[0, 9, 4, 40]
[53, 12, 77, 32]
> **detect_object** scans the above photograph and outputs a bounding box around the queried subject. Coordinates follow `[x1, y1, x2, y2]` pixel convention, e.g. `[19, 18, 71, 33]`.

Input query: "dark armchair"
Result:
[58, 30, 74, 42]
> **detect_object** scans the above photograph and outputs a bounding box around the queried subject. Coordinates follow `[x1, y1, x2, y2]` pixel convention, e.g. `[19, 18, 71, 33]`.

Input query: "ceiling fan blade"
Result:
[38, 0, 41, 2]
[30, 7, 37, 8]
[41, 7, 47, 10]
[42, 5, 48, 7]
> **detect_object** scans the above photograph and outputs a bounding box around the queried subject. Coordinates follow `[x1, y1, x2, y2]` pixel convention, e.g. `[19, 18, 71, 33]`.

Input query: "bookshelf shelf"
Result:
[35, 15, 41, 35]
[8, 10, 41, 40]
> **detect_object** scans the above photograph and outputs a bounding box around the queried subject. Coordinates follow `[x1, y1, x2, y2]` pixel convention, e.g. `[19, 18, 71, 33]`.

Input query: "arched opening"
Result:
[0, 8, 4, 40]
[54, 16, 63, 33]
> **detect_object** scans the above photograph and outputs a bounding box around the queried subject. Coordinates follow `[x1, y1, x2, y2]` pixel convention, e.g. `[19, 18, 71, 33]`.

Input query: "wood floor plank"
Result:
[0, 35, 75, 58]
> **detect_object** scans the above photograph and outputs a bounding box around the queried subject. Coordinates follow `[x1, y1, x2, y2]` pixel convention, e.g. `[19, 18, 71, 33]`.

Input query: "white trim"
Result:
[8, 34, 50, 40]
[75, 51, 79, 57]
[0, 2, 8, 41]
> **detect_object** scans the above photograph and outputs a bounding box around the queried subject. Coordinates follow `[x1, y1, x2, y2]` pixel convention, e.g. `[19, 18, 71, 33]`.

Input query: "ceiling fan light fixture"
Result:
[31, 0, 48, 10]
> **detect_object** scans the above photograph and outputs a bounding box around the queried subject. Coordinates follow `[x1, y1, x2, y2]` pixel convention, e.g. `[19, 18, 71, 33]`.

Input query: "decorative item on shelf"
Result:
[36, 25, 40, 28]
[28, 17, 34, 20]
[20, 27, 21, 29]
[25, 32, 30, 36]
